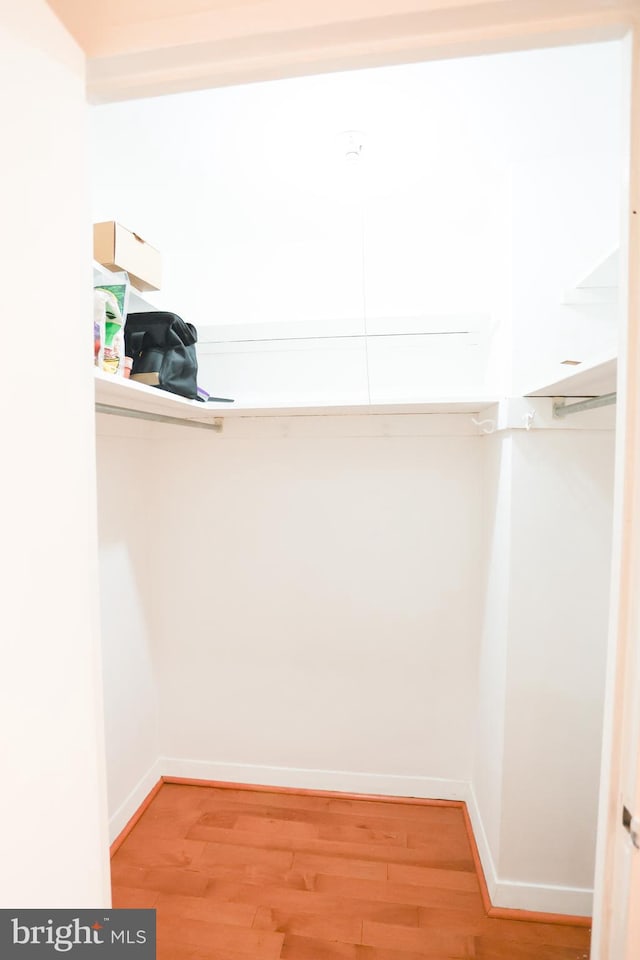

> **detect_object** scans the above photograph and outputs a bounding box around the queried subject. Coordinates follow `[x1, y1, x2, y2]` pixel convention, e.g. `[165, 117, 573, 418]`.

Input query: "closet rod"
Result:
[553, 392, 617, 418]
[95, 403, 221, 432]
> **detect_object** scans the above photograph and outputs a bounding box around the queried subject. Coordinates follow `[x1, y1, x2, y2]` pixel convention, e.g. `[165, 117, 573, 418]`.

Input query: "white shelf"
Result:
[209, 398, 502, 417]
[95, 370, 499, 422]
[95, 369, 208, 414]
[562, 249, 619, 305]
[525, 352, 617, 398]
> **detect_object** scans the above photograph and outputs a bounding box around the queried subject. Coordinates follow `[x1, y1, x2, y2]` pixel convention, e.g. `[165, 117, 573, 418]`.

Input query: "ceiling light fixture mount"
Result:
[337, 129, 365, 161]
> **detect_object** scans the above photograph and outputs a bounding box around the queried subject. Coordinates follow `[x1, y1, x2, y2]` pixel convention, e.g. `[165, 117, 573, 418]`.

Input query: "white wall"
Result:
[96, 417, 161, 840]
[472, 425, 615, 914]
[0, 1, 110, 907]
[471, 433, 513, 884]
[502, 430, 615, 888]
[148, 416, 483, 796]
[89, 61, 505, 331]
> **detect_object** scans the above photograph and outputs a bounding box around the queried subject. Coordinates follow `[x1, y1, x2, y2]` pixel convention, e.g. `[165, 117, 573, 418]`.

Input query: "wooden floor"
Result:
[111, 783, 591, 960]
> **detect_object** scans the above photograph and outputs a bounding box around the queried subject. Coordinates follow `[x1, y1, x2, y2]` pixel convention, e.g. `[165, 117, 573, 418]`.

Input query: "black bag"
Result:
[125, 311, 199, 400]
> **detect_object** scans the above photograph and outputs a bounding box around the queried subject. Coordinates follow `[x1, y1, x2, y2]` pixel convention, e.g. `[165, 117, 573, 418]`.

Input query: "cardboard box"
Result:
[93, 221, 162, 292]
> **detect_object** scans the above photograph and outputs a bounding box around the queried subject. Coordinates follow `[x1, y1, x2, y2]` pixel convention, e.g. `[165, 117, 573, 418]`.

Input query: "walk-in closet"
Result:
[92, 38, 620, 920]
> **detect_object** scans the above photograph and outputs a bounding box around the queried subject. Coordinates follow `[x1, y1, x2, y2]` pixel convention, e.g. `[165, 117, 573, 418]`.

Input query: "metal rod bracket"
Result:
[553, 393, 617, 418]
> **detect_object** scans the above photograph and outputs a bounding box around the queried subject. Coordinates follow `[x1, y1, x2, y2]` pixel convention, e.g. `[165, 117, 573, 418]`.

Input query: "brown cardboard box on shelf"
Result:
[93, 221, 162, 292]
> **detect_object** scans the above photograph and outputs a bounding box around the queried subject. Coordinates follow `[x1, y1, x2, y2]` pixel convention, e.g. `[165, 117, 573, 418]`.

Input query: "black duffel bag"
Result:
[125, 311, 199, 400]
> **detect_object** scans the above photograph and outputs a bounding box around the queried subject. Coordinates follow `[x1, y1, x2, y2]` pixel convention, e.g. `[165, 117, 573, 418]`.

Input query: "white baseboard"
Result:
[466, 781, 593, 917]
[465, 781, 499, 901]
[109, 758, 592, 917]
[160, 756, 468, 802]
[491, 877, 593, 917]
[109, 757, 163, 843]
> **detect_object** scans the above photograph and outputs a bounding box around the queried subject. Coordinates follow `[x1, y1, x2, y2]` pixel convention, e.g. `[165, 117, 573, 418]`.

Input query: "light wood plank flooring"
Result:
[110, 783, 591, 959]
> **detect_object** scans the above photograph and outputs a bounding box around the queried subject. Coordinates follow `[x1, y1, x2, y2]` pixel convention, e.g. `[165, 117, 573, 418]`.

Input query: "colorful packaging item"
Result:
[94, 288, 125, 375]
[93, 290, 105, 367]
[94, 271, 130, 376]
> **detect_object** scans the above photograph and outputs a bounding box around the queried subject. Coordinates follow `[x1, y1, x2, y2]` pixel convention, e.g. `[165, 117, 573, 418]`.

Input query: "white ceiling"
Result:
[46, 0, 499, 57]
[46, 0, 632, 103]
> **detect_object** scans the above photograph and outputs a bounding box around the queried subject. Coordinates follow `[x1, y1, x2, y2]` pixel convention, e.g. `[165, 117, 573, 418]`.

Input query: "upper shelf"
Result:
[525, 351, 617, 398]
[561, 249, 619, 306]
[92, 268, 498, 421]
[95, 369, 205, 415]
[94, 370, 499, 422]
